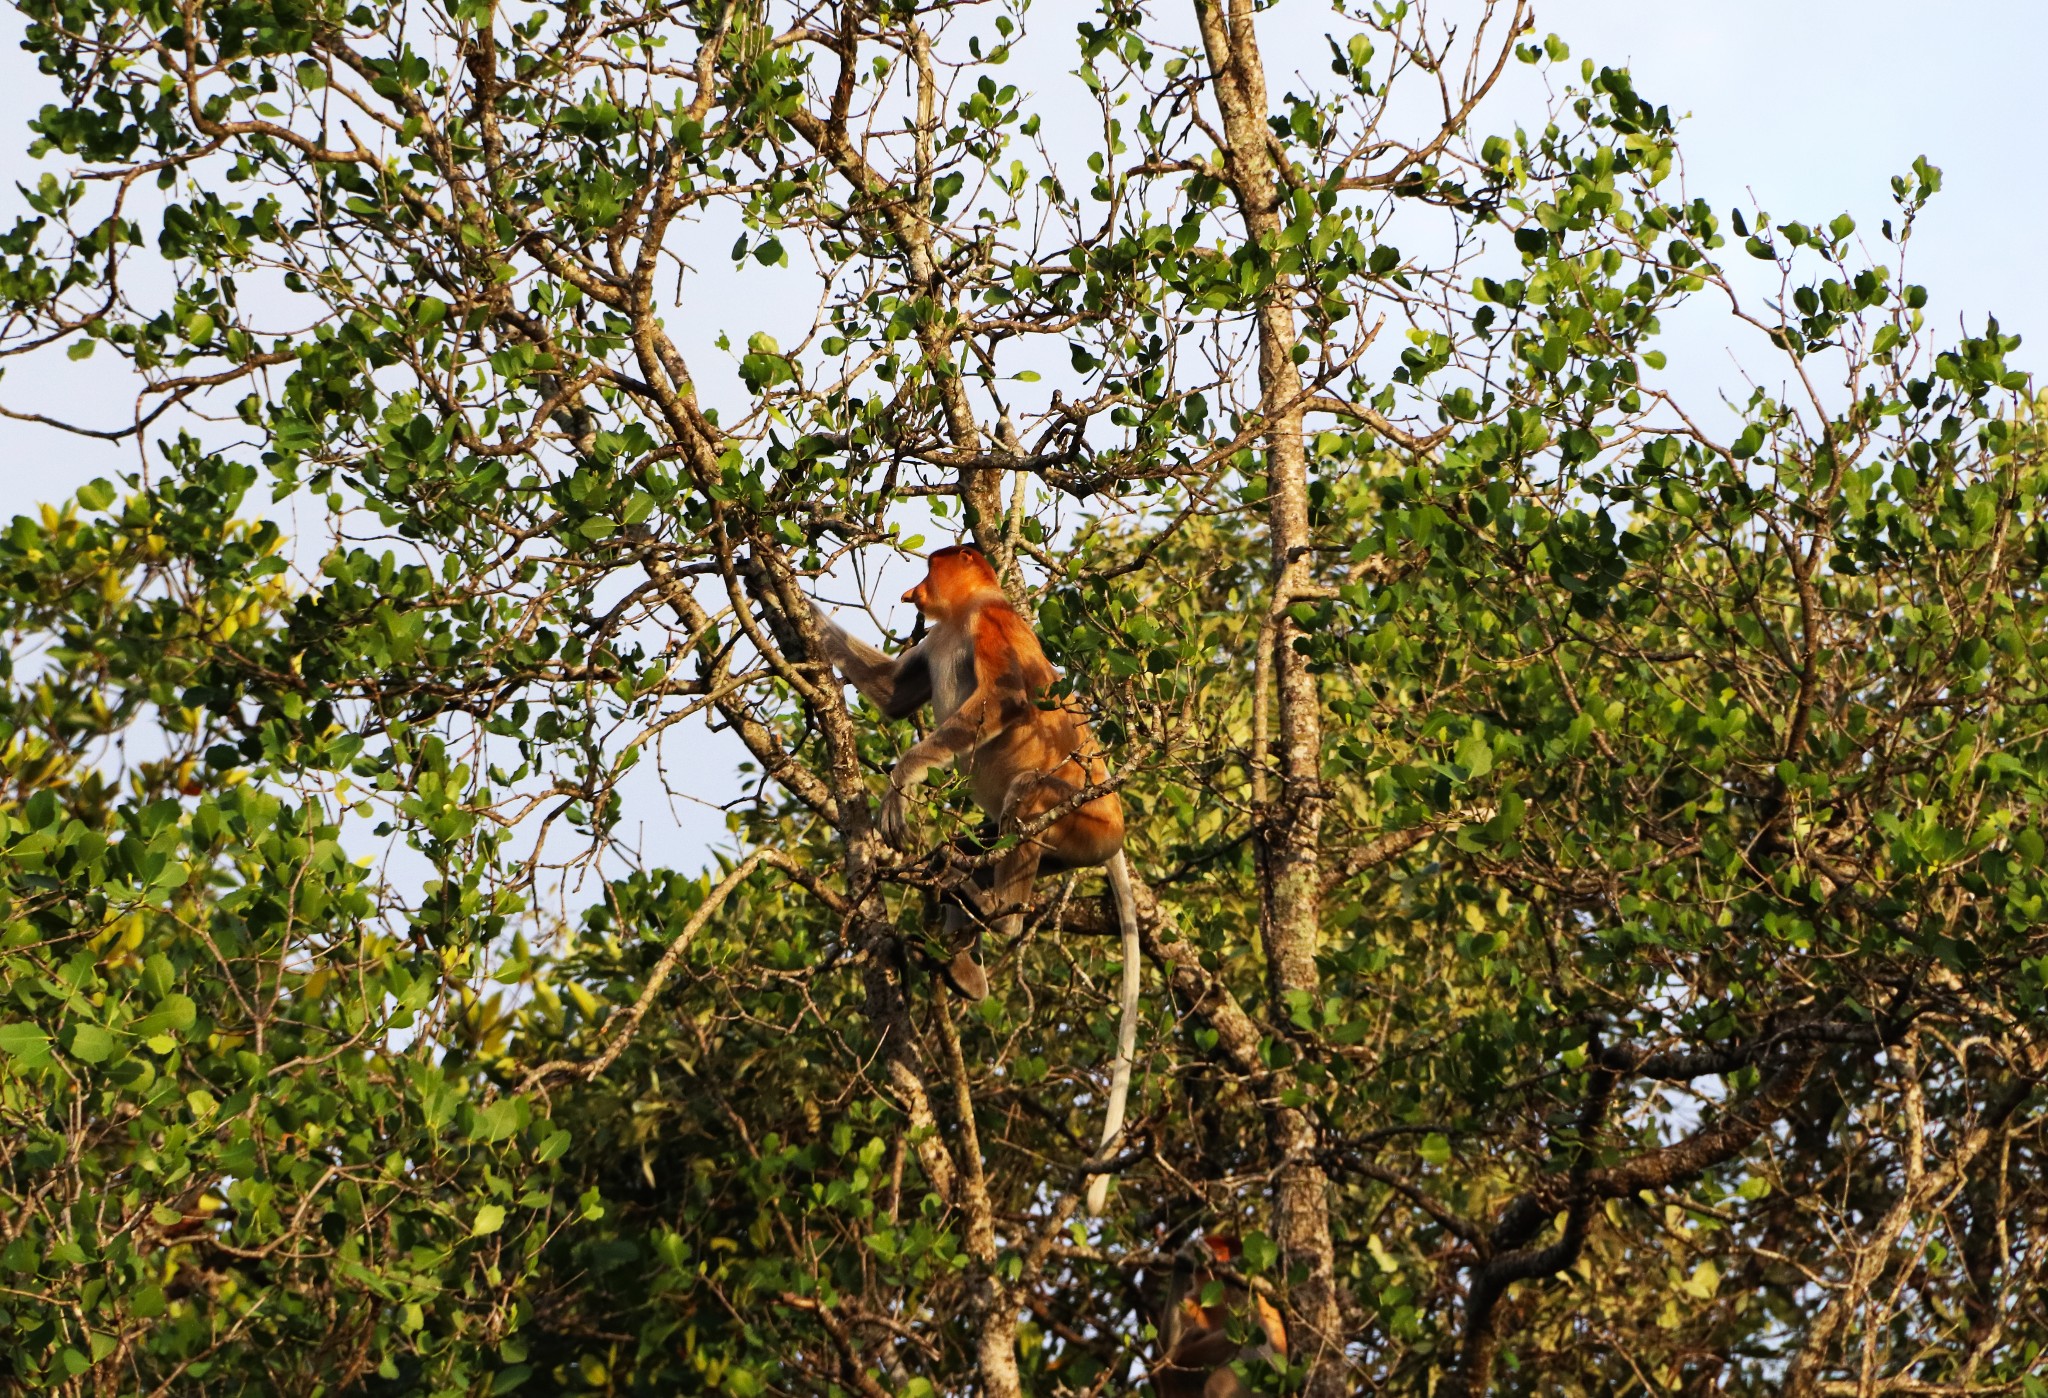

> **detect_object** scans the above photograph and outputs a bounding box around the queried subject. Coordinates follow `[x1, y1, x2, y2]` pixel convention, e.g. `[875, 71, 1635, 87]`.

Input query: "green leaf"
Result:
[472, 1204, 507, 1237]
[66, 1023, 114, 1064]
[0, 1023, 52, 1067]
[1241, 1231, 1278, 1273]
[131, 994, 197, 1039]
[1455, 731, 1494, 778]
[473, 1097, 524, 1142]
[1420, 1133, 1452, 1167]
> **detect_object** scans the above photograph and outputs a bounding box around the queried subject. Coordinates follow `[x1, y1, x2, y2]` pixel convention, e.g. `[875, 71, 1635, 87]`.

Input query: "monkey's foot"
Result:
[942, 947, 990, 1001]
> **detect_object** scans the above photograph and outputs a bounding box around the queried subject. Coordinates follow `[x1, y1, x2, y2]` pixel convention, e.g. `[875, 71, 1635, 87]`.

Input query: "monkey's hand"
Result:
[877, 787, 911, 850]
[806, 597, 837, 635]
[878, 769, 921, 851]
[997, 771, 1053, 841]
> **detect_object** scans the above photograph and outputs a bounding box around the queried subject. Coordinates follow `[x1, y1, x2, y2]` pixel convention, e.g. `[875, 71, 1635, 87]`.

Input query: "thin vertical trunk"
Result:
[1192, 1, 1344, 1392]
[787, 34, 1008, 578]
[934, 992, 1024, 1398]
[907, 22, 1009, 576]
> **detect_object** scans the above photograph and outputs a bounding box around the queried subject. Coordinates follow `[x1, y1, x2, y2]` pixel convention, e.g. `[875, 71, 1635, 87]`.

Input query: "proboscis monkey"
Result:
[811, 544, 1141, 1214]
[1150, 1235, 1289, 1398]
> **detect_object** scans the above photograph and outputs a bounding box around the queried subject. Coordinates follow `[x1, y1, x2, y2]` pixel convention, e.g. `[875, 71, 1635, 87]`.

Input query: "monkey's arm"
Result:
[877, 687, 1012, 847]
[877, 619, 1036, 847]
[810, 602, 931, 720]
[1161, 1326, 1241, 1374]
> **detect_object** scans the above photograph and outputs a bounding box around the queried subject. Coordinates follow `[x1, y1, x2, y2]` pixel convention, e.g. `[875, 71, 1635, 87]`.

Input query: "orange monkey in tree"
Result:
[1151, 1235, 1290, 1398]
[811, 543, 1141, 1214]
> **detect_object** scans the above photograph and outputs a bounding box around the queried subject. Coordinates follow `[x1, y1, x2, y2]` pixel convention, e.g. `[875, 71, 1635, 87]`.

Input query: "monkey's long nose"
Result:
[901, 586, 919, 606]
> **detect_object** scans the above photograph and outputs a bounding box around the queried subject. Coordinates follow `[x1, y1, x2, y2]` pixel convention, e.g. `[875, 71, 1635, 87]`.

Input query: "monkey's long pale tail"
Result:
[1086, 850, 1142, 1216]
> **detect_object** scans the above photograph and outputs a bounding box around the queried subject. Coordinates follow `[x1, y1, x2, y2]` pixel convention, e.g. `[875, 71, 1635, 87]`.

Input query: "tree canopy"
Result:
[1, 0, 2045, 1394]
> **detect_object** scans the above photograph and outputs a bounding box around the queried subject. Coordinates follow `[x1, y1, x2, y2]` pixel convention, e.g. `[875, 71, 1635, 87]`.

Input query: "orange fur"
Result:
[812, 543, 1143, 1212]
[1152, 1235, 1289, 1398]
[867, 545, 1125, 902]
[812, 544, 1124, 952]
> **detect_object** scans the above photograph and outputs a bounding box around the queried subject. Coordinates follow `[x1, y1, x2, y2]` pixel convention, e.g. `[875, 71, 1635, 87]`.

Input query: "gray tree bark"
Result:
[1192, 2, 1345, 1392]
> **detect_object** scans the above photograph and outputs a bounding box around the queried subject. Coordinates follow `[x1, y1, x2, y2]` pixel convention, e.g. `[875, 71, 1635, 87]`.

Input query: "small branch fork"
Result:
[518, 847, 829, 1093]
[1439, 1042, 1825, 1397]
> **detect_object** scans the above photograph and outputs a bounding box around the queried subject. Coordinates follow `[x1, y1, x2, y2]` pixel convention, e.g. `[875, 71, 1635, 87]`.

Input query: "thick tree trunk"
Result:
[1192, 2, 1344, 1392]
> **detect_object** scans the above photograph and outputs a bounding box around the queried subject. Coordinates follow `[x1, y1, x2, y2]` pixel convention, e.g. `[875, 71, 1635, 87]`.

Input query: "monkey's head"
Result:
[902, 544, 1000, 621]
[1166, 1234, 1241, 1329]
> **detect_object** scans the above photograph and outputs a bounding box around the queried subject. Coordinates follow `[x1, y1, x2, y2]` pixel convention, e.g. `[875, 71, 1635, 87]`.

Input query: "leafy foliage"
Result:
[0, 0, 2044, 1395]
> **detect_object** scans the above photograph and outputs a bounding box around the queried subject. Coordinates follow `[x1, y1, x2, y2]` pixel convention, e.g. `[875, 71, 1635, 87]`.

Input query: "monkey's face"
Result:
[903, 545, 998, 621]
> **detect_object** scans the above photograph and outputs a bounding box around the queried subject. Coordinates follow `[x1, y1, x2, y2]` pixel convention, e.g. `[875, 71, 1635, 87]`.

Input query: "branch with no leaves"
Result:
[776, 1291, 894, 1398]
[1321, 803, 1498, 894]
[0, 350, 296, 442]
[1302, 393, 1455, 454]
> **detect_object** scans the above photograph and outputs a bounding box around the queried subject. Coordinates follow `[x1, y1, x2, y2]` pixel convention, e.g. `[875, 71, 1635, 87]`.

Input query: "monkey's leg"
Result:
[993, 770, 1085, 945]
[939, 905, 990, 1001]
[933, 826, 997, 1001]
[933, 822, 1047, 1001]
[988, 839, 1046, 944]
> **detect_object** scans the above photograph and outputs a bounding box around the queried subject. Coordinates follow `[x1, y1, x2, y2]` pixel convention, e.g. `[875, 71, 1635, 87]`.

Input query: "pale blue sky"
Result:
[1545, 0, 2045, 375]
[0, 1, 2039, 505]
[0, 1, 2037, 514]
